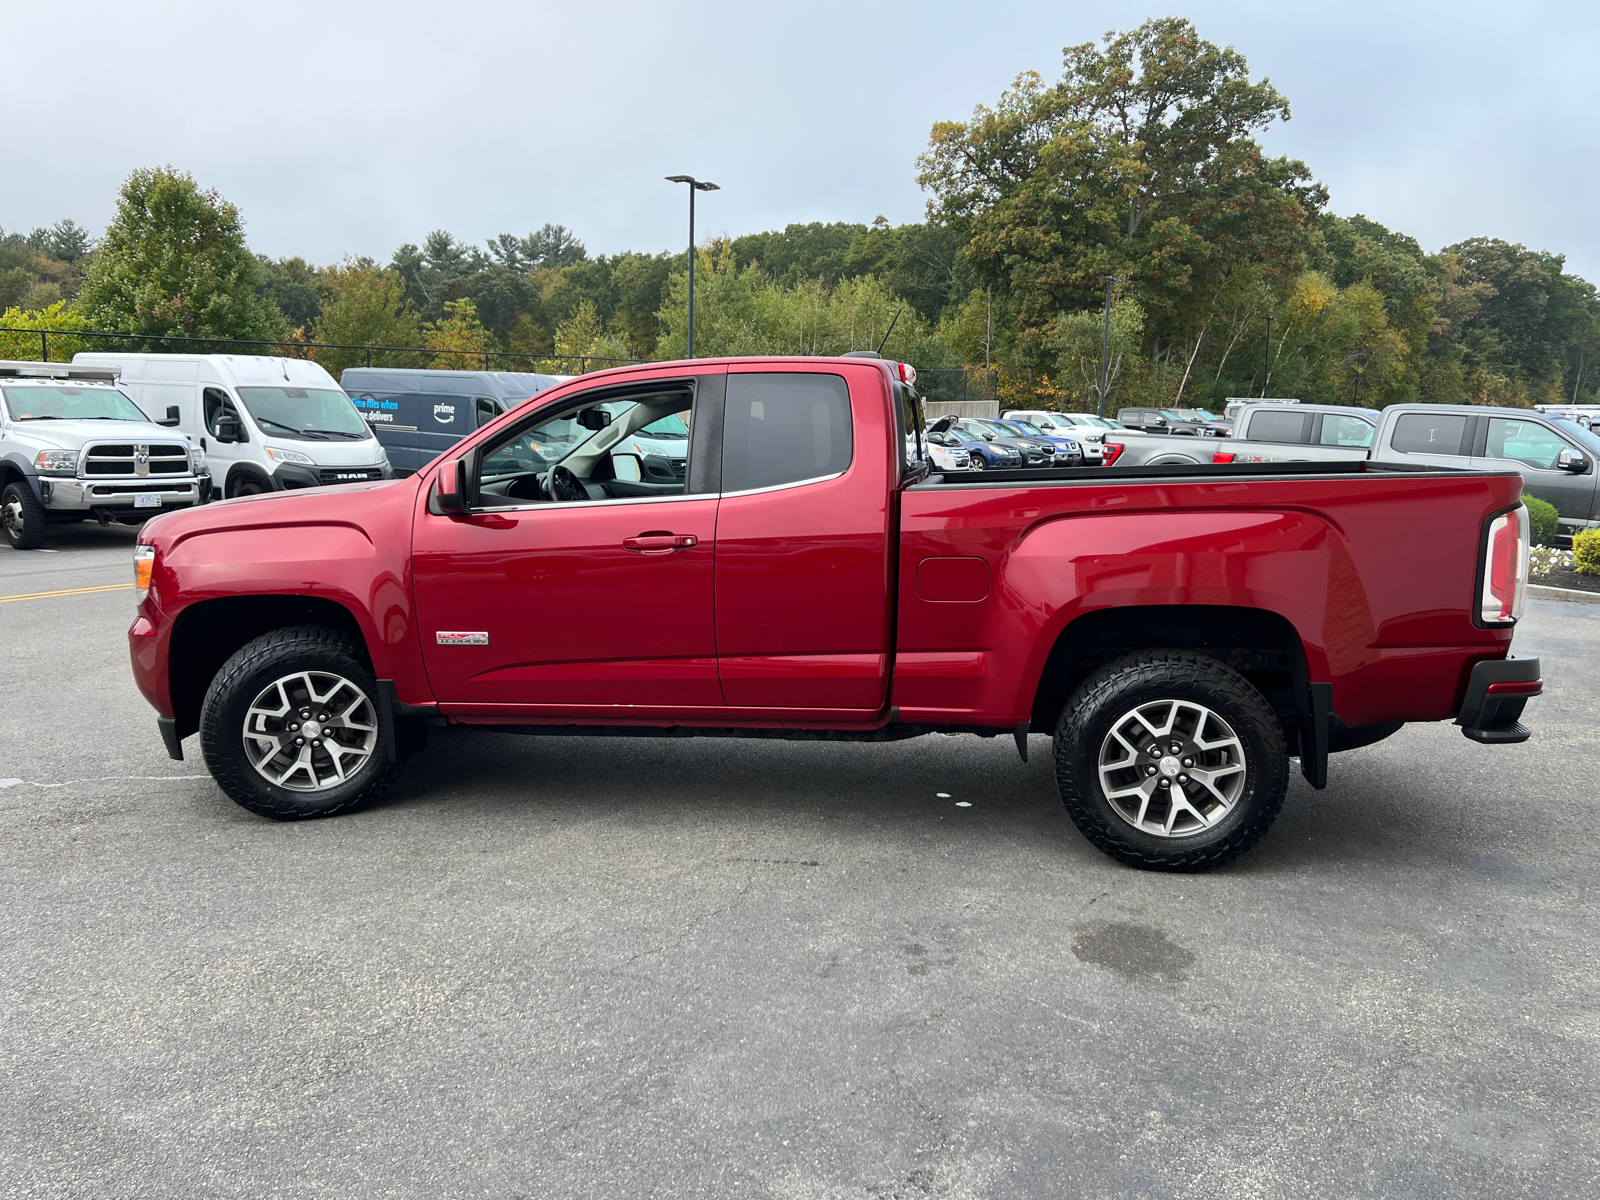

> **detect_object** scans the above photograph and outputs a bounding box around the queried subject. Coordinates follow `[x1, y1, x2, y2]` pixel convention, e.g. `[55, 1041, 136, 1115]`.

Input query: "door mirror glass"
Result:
[1558, 446, 1587, 472]
[577, 407, 612, 431]
[611, 452, 642, 482]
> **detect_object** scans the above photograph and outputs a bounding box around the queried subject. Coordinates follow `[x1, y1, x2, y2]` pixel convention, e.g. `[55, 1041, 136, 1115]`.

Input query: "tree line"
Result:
[4, 16, 1596, 411]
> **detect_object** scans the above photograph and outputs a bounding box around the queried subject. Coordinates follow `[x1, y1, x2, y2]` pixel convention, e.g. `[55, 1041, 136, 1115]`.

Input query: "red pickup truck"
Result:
[128, 356, 1541, 871]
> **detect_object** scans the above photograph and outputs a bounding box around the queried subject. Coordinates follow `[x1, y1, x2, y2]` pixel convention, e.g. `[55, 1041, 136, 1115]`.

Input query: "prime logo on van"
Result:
[433, 403, 456, 424]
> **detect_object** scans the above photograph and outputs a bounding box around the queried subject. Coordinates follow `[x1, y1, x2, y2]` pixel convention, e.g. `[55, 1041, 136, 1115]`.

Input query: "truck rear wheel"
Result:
[2, 482, 47, 549]
[1053, 650, 1288, 871]
[199, 625, 400, 820]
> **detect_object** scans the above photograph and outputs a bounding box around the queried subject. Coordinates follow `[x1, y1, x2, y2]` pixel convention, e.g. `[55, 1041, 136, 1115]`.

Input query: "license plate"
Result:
[134, 495, 162, 509]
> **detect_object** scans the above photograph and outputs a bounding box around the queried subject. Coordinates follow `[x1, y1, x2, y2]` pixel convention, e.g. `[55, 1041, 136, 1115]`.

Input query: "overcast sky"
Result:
[5, 1, 1598, 279]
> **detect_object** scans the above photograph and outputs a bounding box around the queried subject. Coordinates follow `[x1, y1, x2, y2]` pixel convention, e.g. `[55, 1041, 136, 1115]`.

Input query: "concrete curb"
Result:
[1530, 583, 1600, 605]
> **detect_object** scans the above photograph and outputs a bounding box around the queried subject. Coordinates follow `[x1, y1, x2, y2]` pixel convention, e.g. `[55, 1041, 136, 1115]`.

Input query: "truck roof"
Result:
[0, 360, 120, 383]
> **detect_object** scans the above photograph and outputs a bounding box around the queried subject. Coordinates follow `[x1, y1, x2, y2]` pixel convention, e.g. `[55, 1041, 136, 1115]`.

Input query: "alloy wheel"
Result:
[242, 669, 378, 791]
[1096, 698, 1247, 837]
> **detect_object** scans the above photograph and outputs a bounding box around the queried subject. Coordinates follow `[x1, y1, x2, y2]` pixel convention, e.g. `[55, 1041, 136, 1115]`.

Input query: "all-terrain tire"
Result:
[1, 481, 47, 549]
[1054, 649, 1288, 872]
[200, 624, 400, 821]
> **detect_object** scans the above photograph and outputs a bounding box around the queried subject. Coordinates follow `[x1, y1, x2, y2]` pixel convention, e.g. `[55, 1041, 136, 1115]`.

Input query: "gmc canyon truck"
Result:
[128, 356, 1541, 871]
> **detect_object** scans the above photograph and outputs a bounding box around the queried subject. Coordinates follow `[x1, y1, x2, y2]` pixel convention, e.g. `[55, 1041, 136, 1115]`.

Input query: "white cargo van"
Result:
[71, 354, 392, 498]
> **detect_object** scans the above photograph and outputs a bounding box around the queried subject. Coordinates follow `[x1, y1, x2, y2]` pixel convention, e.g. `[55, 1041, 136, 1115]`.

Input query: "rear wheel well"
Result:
[169, 596, 368, 741]
[1031, 605, 1308, 742]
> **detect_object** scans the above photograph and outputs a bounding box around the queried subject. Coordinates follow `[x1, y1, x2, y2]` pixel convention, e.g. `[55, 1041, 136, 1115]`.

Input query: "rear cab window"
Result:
[1392, 413, 1471, 456]
[722, 373, 852, 492]
[1246, 409, 1311, 443]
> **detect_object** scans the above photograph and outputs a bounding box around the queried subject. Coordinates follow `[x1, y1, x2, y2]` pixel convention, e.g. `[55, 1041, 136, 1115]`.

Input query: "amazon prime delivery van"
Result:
[339, 368, 562, 474]
[72, 353, 392, 498]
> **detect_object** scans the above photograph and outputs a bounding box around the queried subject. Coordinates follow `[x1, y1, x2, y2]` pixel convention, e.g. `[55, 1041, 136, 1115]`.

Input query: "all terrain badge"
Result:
[436, 631, 488, 645]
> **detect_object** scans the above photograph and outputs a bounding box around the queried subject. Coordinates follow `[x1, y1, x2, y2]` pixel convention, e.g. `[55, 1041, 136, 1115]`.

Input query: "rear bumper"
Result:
[1455, 655, 1541, 744]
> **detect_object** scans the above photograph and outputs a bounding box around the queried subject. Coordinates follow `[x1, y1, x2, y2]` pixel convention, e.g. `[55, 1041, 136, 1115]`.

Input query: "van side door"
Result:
[713, 364, 894, 712]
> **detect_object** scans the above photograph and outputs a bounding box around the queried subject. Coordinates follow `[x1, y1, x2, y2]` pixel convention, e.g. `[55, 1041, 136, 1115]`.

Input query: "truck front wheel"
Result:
[1053, 650, 1288, 871]
[2, 482, 47, 549]
[199, 625, 401, 820]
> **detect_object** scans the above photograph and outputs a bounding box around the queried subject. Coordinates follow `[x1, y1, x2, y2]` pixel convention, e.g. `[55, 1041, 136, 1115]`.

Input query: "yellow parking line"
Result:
[0, 582, 133, 603]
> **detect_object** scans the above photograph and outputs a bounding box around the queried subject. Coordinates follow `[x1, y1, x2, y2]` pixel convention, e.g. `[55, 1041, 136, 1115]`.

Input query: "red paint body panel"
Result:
[125, 355, 1526, 747]
[714, 362, 895, 711]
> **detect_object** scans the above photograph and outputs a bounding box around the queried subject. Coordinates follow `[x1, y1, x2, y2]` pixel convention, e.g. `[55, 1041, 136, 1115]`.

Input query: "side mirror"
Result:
[436, 458, 468, 513]
[157, 405, 181, 427]
[577, 407, 612, 431]
[215, 418, 246, 443]
[1558, 447, 1588, 473]
[611, 452, 642, 482]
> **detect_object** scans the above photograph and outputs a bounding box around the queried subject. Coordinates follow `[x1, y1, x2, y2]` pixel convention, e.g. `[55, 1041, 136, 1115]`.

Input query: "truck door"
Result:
[1475, 415, 1599, 534]
[713, 365, 894, 712]
[411, 374, 724, 712]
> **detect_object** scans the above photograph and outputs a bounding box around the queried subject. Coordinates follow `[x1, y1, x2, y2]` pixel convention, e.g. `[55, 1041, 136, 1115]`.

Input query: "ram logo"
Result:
[134, 444, 150, 477]
[433, 403, 456, 424]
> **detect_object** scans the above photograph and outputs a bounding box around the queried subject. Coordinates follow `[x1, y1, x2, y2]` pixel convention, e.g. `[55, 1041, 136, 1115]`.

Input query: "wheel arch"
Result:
[168, 595, 368, 742]
[1029, 604, 1311, 745]
[223, 463, 274, 498]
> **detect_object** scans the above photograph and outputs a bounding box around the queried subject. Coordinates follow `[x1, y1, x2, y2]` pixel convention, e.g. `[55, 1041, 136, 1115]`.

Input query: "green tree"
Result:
[78, 167, 284, 345]
[919, 18, 1324, 363]
[0, 300, 95, 362]
[423, 297, 493, 369]
[310, 261, 422, 374]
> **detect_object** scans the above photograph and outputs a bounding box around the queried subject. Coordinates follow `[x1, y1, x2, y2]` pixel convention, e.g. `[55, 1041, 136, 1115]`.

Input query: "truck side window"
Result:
[1392, 413, 1470, 456]
[722, 373, 852, 492]
[1319, 414, 1375, 448]
[1248, 410, 1310, 443]
[1485, 418, 1567, 470]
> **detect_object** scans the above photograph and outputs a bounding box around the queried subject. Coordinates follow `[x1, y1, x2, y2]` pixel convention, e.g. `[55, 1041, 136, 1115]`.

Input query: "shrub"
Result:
[1524, 495, 1560, 546]
[1575, 529, 1600, 577]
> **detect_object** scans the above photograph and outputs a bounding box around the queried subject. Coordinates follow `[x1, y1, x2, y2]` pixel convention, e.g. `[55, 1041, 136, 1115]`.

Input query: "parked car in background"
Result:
[73, 354, 391, 499]
[967, 417, 1065, 466]
[0, 361, 206, 549]
[340, 368, 562, 476]
[1535, 404, 1598, 431]
[926, 415, 1023, 469]
[990, 417, 1084, 465]
[1104, 403, 1375, 470]
[1003, 410, 1123, 461]
[1117, 407, 1217, 436]
[921, 428, 972, 472]
[1213, 404, 1600, 541]
[1232, 403, 1378, 450]
[1169, 408, 1234, 436]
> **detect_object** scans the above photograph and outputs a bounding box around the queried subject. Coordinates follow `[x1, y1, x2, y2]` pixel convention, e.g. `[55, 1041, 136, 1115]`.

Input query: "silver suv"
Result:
[0, 362, 206, 550]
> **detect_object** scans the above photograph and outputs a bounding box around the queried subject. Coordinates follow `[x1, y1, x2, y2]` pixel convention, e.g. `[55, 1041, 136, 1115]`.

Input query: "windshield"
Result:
[1010, 420, 1047, 435]
[235, 386, 371, 440]
[2, 384, 148, 422]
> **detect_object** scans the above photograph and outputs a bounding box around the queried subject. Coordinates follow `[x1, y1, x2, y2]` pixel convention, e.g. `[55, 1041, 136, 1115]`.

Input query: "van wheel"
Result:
[1053, 650, 1288, 871]
[1, 482, 47, 549]
[200, 625, 401, 820]
[229, 475, 268, 498]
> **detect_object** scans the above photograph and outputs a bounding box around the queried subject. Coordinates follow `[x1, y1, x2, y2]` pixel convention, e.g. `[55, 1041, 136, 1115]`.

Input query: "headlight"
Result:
[134, 544, 156, 605]
[263, 445, 315, 465]
[33, 448, 79, 476]
[190, 444, 205, 470]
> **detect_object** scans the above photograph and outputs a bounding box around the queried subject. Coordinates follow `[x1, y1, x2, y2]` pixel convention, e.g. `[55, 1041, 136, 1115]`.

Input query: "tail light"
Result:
[134, 543, 156, 605]
[1212, 452, 1235, 463]
[1101, 441, 1125, 466]
[897, 363, 917, 386]
[1479, 506, 1529, 625]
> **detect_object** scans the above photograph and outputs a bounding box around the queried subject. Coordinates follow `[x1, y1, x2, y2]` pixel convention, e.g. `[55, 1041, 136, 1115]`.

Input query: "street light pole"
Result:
[665, 175, 720, 359]
[1097, 276, 1122, 418]
[1262, 315, 1274, 398]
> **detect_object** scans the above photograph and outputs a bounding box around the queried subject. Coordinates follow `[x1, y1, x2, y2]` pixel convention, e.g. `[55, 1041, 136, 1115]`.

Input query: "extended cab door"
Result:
[713, 364, 895, 712]
[411, 371, 725, 714]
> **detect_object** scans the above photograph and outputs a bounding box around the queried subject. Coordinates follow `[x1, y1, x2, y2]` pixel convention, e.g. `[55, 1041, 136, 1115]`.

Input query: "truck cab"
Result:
[0, 361, 205, 549]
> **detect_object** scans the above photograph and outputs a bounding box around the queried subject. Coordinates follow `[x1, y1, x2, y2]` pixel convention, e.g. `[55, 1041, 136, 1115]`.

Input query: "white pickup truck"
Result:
[1215, 403, 1600, 540]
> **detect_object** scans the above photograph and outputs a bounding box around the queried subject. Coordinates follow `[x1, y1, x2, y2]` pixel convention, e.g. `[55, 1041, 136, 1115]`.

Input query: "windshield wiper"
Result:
[18, 415, 62, 420]
[301, 428, 368, 440]
[254, 416, 330, 439]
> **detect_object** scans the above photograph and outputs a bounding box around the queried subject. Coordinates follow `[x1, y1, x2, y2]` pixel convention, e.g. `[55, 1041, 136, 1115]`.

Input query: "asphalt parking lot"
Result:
[3, 524, 1597, 1199]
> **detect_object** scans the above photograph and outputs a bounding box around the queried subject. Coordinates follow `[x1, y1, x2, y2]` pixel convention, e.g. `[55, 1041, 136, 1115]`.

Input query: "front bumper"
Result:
[1455, 655, 1541, 744]
[40, 476, 202, 516]
[272, 462, 391, 490]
